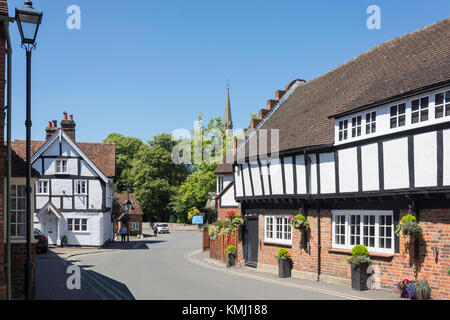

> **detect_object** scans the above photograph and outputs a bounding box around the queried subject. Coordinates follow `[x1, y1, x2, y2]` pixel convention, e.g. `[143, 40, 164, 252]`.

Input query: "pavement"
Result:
[35, 230, 401, 300]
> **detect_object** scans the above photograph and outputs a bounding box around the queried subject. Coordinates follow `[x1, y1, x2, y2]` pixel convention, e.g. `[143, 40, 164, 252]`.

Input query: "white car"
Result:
[156, 224, 169, 234]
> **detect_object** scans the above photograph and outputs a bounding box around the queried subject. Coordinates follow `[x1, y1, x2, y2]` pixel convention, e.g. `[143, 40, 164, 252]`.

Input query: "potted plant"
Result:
[347, 245, 372, 291]
[288, 214, 310, 230]
[415, 280, 431, 300]
[225, 245, 236, 267]
[397, 278, 415, 298]
[395, 214, 423, 249]
[405, 281, 417, 299]
[61, 235, 68, 247]
[276, 248, 292, 278]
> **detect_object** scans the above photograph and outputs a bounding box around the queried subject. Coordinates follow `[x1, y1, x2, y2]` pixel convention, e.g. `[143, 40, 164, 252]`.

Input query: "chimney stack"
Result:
[46, 120, 58, 139]
[60, 112, 76, 141]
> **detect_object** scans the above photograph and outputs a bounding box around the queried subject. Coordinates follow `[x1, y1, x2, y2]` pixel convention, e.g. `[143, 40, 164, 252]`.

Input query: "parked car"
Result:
[156, 224, 169, 234]
[34, 228, 48, 253]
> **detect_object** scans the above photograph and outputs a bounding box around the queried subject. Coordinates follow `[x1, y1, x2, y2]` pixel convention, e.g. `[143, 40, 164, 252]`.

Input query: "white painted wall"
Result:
[319, 153, 335, 194]
[270, 158, 284, 195]
[444, 129, 450, 186]
[361, 143, 379, 191]
[383, 137, 409, 190]
[242, 163, 253, 196]
[51, 179, 73, 196]
[283, 157, 294, 194]
[414, 132, 437, 187]
[250, 162, 263, 196]
[338, 148, 358, 192]
[260, 161, 270, 195]
[221, 184, 238, 206]
[61, 140, 79, 157]
[234, 166, 243, 197]
[80, 160, 96, 177]
[310, 154, 318, 194]
[295, 155, 307, 194]
[88, 180, 102, 209]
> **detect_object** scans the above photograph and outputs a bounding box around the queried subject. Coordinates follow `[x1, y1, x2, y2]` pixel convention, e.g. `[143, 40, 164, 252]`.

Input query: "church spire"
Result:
[224, 87, 233, 130]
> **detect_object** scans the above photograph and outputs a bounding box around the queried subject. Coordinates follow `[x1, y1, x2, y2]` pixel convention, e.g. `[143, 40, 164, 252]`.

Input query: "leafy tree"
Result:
[187, 207, 200, 223]
[103, 133, 145, 193]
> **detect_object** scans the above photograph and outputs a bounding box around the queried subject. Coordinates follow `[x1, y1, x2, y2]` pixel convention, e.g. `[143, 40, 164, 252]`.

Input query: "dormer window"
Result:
[56, 159, 68, 174]
[351, 116, 362, 138]
[435, 91, 450, 119]
[390, 103, 406, 129]
[338, 120, 348, 141]
[365, 111, 376, 134]
[411, 97, 429, 124]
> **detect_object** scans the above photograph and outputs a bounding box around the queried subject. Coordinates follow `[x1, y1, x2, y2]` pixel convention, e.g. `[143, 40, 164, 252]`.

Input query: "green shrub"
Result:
[225, 245, 236, 257]
[351, 244, 369, 256]
[401, 214, 417, 224]
[276, 248, 292, 260]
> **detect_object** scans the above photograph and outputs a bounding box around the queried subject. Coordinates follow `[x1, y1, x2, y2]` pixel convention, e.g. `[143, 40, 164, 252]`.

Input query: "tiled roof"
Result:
[12, 139, 116, 177]
[113, 193, 143, 215]
[244, 18, 450, 155]
[9, 143, 40, 177]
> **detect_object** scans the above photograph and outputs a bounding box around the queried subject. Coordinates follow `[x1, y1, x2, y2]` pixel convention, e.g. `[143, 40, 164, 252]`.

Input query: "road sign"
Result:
[192, 216, 204, 225]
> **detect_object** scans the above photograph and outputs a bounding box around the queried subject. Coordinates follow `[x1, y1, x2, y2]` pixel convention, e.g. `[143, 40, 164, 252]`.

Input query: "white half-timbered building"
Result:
[231, 19, 450, 299]
[18, 113, 116, 246]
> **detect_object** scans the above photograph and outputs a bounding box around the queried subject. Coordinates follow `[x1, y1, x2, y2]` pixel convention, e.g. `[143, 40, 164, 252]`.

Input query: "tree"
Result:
[103, 133, 145, 193]
[132, 134, 188, 221]
[187, 207, 200, 223]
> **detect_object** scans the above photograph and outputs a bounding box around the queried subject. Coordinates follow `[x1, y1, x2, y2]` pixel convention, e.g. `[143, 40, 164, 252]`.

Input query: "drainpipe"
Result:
[317, 203, 321, 282]
[1, 14, 14, 301]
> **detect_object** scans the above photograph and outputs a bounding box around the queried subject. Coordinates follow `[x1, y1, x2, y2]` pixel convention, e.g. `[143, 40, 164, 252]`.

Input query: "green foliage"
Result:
[187, 207, 200, 223]
[61, 235, 67, 242]
[395, 219, 422, 239]
[276, 248, 292, 260]
[347, 245, 372, 267]
[225, 245, 236, 257]
[289, 214, 310, 230]
[447, 266, 450, 276]
[415, 281, 431, 299]
[250, 113, 259, 120]
[351, 244, 369, 256]
[104, 133, 145, 193]
[208, 223, 221, 239]
[401, 214, 417, 224]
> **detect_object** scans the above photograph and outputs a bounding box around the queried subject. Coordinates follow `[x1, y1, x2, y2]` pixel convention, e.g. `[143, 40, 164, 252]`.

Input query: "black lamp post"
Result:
[15, 1, 43, 301]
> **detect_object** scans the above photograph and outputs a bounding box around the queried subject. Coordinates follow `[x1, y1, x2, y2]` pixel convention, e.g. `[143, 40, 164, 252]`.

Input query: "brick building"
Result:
[232, 19, 450, 299]
[112, 193, 143, 237]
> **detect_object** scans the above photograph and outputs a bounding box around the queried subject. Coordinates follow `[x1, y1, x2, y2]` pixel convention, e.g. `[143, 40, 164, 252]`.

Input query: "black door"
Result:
[244, 216, 258, 267]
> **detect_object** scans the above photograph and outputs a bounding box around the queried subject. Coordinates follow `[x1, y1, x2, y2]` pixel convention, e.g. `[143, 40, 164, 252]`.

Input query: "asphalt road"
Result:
[66, 231, 378, 300]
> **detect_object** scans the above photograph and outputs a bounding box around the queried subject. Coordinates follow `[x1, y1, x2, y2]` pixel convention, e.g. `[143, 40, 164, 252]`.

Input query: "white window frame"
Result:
[365, 111, 376, 134]
[331, 210, 394, 254]
[36, 179, 49, 195]
[74, 180, 87, 195]
[11, 185, 27, 238]
[55, 159, 68, 174]
[130, 222, 140, 230]
[338, 120, 348, 141]
[351, 115, 362, 138]
[390, 103, 406, 129]
[67, 218, 88, 232]
[264, 215, 292, 245]
[434, 90, 450, 119]
[411, 96, 429, 124]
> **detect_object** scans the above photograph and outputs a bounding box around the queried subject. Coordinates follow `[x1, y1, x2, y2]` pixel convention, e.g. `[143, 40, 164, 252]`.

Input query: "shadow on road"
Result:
[36, 251, 135, 300]
[103, 239, 167, 250]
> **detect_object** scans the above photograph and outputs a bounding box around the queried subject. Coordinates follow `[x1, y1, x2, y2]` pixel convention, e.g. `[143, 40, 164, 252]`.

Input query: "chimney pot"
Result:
[47, 121, 52, 128]
[63, 112, 68, 120]
[69, 114, 73, 121]
[52, 120, 57, 128]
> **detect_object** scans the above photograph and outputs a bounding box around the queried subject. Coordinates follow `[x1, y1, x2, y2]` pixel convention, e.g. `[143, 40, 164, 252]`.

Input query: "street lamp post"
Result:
[125, 186, 132, 242]
[15, 1, 43, 300]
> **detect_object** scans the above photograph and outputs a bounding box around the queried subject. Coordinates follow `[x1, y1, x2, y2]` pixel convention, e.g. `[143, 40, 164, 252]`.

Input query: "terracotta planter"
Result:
[278, 258, 292, 278]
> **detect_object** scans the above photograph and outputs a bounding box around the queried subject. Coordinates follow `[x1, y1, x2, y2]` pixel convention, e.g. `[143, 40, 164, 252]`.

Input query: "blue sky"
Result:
[7, 0, 450, 143]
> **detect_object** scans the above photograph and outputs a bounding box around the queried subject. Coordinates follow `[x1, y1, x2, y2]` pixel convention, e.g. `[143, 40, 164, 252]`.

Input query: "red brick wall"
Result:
[251, 207, 450, 299]
[217, 198, 240, 221]
[10, 243, 36, 300]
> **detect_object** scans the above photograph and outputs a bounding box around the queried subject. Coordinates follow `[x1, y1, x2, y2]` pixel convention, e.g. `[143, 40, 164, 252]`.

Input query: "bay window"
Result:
[264, 215, 292, 245]
[332, 210, 394, 253]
